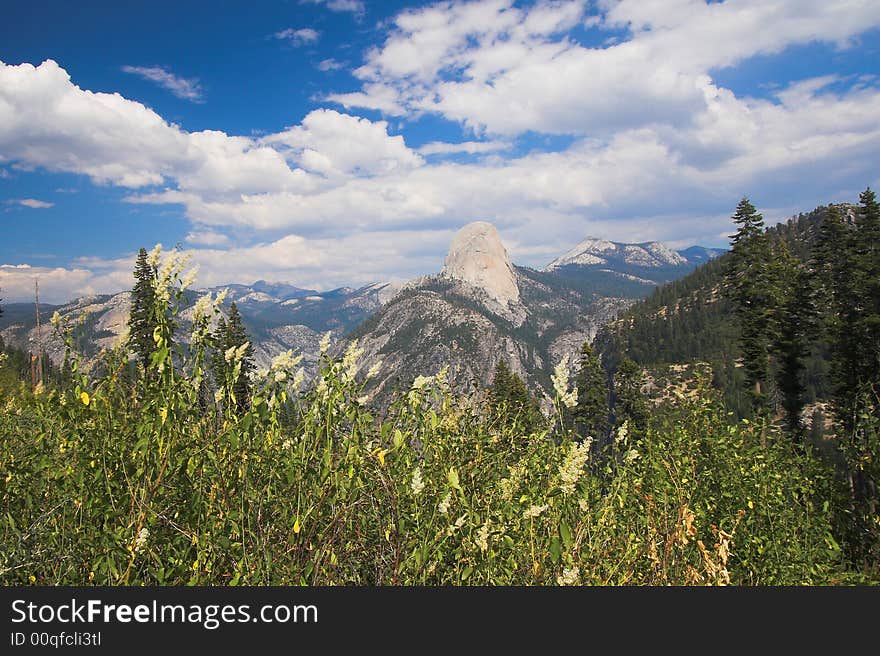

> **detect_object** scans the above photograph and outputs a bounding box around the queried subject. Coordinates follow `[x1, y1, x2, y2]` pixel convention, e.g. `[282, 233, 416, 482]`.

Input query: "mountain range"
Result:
[0, 226, 722, 398]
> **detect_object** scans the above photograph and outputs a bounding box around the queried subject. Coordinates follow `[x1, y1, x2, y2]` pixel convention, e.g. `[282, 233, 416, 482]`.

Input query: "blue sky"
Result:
[1, 0, 879, 302]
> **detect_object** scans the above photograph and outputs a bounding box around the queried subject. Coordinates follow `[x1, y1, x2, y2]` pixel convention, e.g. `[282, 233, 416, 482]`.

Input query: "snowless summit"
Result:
[442, 221, 520, 307]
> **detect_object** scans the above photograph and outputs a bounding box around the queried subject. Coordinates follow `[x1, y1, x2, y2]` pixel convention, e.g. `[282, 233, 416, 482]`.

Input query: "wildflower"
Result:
[224, 345, 237, 363]
[357, 395, 369, 405]
[271, 349, 302, 371]
[213, 287, 229, 308]
[342, 340, 363, 381]
[523, 504, 548, 520]
[410, 468, 425, 495]
[578, 498, 590, 512]
[50, 311, 61, 329]
[454, 514, 467, 529]
[556, 566, 580, 586]
[292, 368, 304, 390]
[191, 293, 212, 325]
[438, 492, 452, 515]
[274, 370, 287, 383]
[180, 265, 199, 291]
[366, 360, 383, 380]
[624, 448, 640, 465]
[281, 438, 293, 450]
[319, 331, 332, 355]
[551, 356, 578, 408]
[80, 391, 90, 406]
[147, 243, 162, 268]
[499, 463, 526, 501]
[476, 521, 490, 553]
[559, 439, 592, 495]
[615, 421, 629, 446]
[411, 374, 433, 390]
[408, 374, 434, 404]
[234, 341, 250, 363]
[134, 527, 149, 554]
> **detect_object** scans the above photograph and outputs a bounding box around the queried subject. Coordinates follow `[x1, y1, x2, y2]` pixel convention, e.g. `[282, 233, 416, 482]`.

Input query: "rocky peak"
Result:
[441, 221, 520, 308]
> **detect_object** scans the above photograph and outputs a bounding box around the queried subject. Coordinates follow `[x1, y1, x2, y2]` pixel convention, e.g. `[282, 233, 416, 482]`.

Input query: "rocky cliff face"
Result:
[349, 224, 635, 404]
[441, 221, 522, 321]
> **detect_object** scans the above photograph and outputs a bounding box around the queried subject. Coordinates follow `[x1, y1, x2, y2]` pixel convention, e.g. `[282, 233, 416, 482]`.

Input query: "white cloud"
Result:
[7, 198, 54, 208]
[330, 0, 880, 137]
[121, 65, 203, 102]
[262, 109, 423, 178]
[0, 263, 130, 304]
[417, 140, 511, 155]
[302, 0, 365, 16]
[185, 229, 231, 247]
[317, 58, 345, 72]
[274, 28, 320, 46]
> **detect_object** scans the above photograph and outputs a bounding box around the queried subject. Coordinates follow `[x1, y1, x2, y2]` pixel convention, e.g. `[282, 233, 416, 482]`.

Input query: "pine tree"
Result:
[128, 247, 158, 372]
[490, 360, 512, 411]
[212, 302, 255, 411]
[613, 358, 649, 437]
[856, 188, 880, 388]
[490, 358, 540, 432]
[572, 341, 609, 444]
[725, 197, 773, 414]
[769, 241, 811, 436]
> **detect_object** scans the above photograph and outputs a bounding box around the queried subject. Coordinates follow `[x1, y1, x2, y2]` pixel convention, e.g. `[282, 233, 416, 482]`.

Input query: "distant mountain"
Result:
[0, 281, 401, 378]
[542, 237, 724, 299]
[0, 228, 717, 398]
[676, 245, 727, 266]
[349, 222, 632, 404]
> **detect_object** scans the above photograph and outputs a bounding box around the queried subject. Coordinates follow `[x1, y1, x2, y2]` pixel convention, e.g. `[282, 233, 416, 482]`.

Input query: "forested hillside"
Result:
[594, 204, 845, 415]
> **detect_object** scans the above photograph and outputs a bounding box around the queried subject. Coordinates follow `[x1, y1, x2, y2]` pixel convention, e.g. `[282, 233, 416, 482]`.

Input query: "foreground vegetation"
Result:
[0, 269, 866, 586]
[2, 199, 878, 584]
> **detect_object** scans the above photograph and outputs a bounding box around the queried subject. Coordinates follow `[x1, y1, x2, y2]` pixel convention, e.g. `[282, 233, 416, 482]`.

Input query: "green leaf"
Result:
[549, 537, 561, 563]
[560, 521, 572, 548]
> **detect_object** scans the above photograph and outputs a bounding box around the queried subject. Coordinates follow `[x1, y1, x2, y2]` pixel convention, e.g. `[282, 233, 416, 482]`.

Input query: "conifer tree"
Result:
[212, 302, 255, 410]
[856, 188, 880, 387]
[613, 358, 649, 437]
[725, 198, 773, 414]
[490, 358, 540, 432]
[572, 341, 609, 443]
[128, 247, 158, 373]
[490, 360, 512, 410]
[769, 241, 811, 436]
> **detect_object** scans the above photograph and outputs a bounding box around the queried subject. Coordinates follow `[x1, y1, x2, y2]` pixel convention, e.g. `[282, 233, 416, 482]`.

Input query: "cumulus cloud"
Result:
[185, 229, 231, 247]
[274, 28, 320, 46]
[263, 109, 423, 177]
[121, 65, 203, 102]
[317, 58, 345, 72]
[417, 140, 511, 155]
[6, 198, 54, 208]
[3, 1, 880, 302]
[329, 0, 880, 137]
[0, 263, 130, 304]
[302, 0, 365, 16]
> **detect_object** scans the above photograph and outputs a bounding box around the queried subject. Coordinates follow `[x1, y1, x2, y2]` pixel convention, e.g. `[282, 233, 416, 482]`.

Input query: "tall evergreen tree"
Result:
[725, 198, 773, 414]
[128, 247, 158, 373]
[856, 188, 880, 387]
[212, 302, 255, 410]
[769, 241, 811, 436]
[572, 341, 609, 444]
[490, 358, 540, 432]
[613, 357, 649, 438]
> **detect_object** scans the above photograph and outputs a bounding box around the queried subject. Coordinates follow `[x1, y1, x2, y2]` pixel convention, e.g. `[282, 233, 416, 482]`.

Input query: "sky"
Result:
[1, 0, 879, 303]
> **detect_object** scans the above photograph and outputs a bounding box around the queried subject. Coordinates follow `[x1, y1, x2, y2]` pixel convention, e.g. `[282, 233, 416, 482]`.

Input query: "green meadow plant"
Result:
[0, 256, 852, 585]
